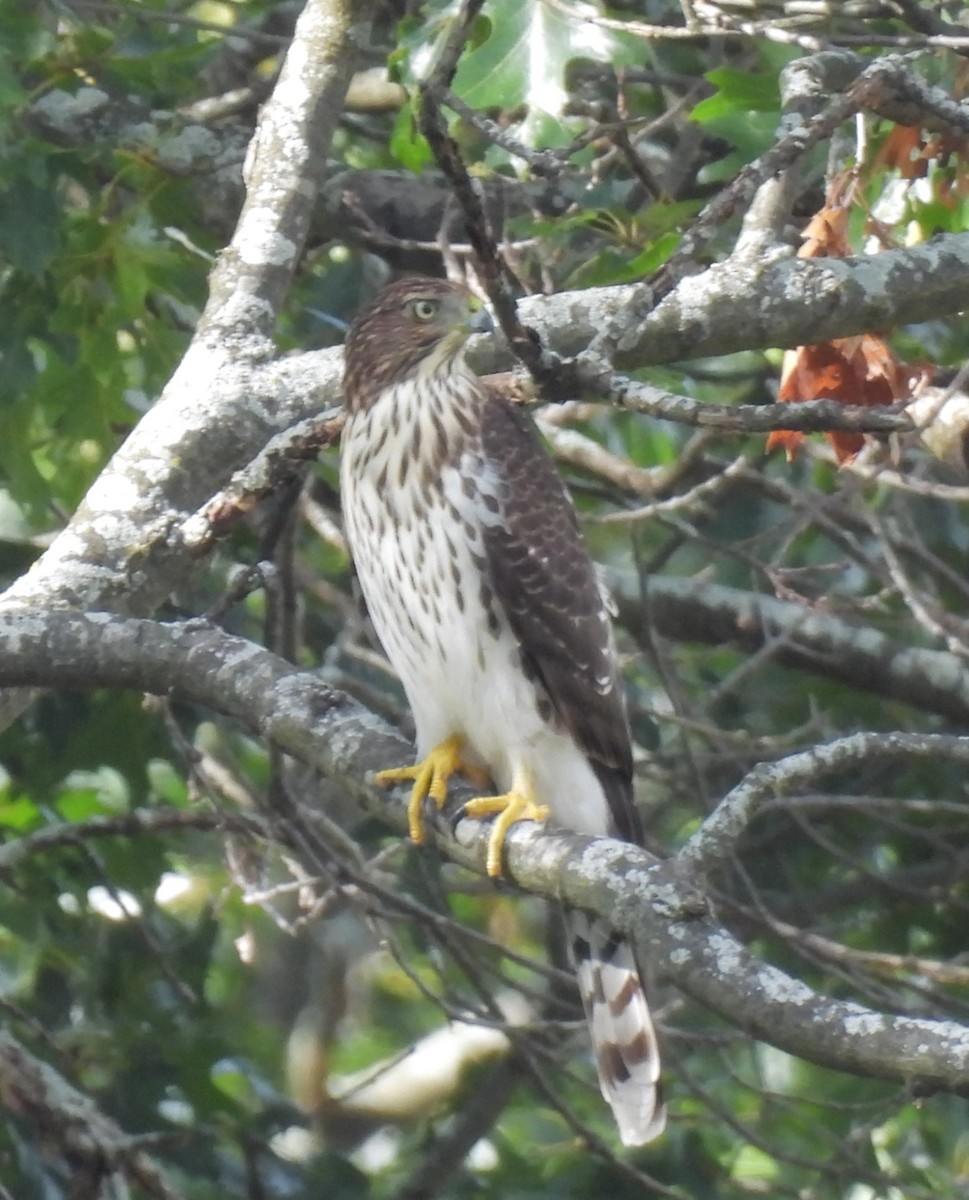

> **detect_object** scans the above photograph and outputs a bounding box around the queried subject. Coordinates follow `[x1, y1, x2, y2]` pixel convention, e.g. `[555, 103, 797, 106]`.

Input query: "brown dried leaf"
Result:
[799, 205, 852, 260]
[769, 336, 928, 465]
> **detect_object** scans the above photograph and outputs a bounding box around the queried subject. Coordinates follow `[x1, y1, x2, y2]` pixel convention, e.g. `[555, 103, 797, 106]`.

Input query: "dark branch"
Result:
[0, 1029, 184, 1200]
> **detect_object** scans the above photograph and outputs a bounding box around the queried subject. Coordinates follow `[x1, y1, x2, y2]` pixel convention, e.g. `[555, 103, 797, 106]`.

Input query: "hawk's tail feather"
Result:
[569, 910, 666, 1147]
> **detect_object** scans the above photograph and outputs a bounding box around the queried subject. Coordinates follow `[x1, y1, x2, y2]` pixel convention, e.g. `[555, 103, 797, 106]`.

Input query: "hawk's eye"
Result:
[411, 299, 439, 322]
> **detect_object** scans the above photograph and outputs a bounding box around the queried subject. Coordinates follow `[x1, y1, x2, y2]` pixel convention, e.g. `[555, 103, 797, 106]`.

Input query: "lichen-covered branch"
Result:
[676, 731, 969, 878]
[0, 1030, 184, 1200]
[0, 0, 373, 622]
[0, 609, 967, 1094]
[199, 0, 373, 341]
[619, 577, 969, 726]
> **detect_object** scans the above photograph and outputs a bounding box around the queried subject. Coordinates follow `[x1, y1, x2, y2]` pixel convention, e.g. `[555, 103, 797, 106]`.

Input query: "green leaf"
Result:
[692, 67, 780, 122]
[389, 102, 433, 172]
[624, 231, 682, 274]
[0, 796, 40, 831]
[0, 168, 62, 276]
[146, 759, 190, 807]
[457, 4, 582, 127]
[696, 112, 780, 182]
[211, 1057, 263, 1110]
[566, 232, 680, 288]
[57, 766, 130, 819]
[731, 1144, 780, 1185]
[394, 0, 640, 147]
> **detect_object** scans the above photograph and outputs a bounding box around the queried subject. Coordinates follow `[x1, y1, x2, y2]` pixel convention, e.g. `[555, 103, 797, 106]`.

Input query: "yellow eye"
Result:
[412, 299, 439, 322]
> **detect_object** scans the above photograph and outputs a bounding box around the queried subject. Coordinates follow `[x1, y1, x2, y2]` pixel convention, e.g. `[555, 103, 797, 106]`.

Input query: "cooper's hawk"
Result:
[340, 277, 665, 1146]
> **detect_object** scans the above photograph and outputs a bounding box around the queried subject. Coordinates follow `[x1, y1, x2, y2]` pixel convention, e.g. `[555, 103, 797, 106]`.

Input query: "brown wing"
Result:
[478, 390, 641, 844]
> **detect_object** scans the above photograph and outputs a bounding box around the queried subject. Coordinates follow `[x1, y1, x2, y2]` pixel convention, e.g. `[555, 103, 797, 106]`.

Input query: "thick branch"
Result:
[0, 1030, 183, 1200]
[512, 234, 969, 372]
[0, 0, 372, 623]
[0, 610, 967, 1094]
[619, 577, 969, 727]
[198, 0, 372, 342]
[0, 229, 962, 695]
[25, 83, 539, 273]
[511, 829, 969, 1092]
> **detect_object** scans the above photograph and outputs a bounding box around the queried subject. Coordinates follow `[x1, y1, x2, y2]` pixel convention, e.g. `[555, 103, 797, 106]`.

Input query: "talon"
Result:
[375, 735, 487, 846]
[462, 780, 549, 878]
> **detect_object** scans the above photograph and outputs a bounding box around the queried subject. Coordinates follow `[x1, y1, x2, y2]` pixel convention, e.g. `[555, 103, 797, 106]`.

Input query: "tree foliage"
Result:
[2, 1, 969, 1197]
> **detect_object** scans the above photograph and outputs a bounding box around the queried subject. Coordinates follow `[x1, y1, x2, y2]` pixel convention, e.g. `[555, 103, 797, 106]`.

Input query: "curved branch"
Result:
[518, 828, 969, 1091]
[0, 609, 967, 1096]
[0, 808, 266, 871]
[25, 89, 538, 270]
[676, 731, 969, 878]
[0, 0, 372, 621]
[0, 1029, 183, 1200]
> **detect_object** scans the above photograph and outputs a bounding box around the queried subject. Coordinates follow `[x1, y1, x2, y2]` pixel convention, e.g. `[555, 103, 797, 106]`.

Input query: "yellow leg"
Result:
[375, 734, 491, 846]
[462, 769, 550, 878]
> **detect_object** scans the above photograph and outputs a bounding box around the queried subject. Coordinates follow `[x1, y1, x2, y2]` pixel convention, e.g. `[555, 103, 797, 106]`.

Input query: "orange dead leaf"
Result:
[769, 335, 926, 465]
[874, 123, 969, 205]
[765, 428, 805, 461]
[798, 172, 857, 260]
[876, 125, 928, 179]
[799, 205, 852, 259]
[767, 156, 935, 465]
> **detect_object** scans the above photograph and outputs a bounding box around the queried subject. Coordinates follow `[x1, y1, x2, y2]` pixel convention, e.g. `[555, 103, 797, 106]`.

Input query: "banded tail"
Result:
[569, 910, 666, 1146]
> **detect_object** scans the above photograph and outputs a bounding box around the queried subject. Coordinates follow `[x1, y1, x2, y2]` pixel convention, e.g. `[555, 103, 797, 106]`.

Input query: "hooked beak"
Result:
[467, 301, 494, 336]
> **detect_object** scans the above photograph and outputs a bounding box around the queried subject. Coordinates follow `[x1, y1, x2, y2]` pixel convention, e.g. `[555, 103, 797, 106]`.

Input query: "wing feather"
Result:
[478, 391, 641, 844]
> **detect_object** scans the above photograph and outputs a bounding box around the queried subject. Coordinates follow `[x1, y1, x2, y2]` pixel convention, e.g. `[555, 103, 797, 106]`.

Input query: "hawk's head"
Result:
[343, 277, 492, 413]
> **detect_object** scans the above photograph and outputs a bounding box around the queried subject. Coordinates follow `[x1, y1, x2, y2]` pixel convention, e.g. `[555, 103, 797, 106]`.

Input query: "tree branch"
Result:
[0, 1030, 184, 1200]
[198, 0, 372, 342]
[0, 808, 266, 871]
[0, 610, 967, 1095]
[677, 731, 969, 878]
[0, 0, 374, 669]
[619, 577, 969, 727]
[546, 234, 969, 371]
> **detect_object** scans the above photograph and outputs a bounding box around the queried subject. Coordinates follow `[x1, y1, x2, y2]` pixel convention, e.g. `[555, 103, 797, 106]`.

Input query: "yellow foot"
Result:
[375, 734, 491, 846]
[461, 790, 550, 878]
